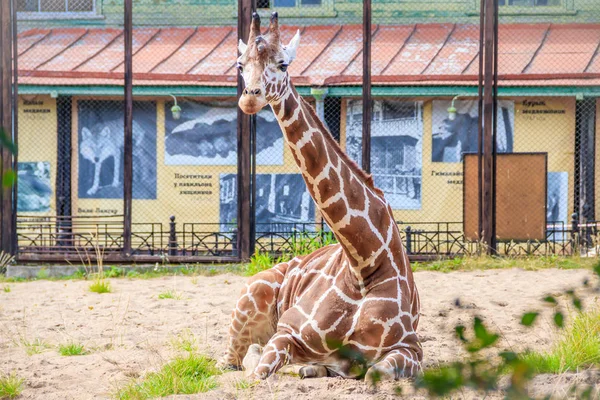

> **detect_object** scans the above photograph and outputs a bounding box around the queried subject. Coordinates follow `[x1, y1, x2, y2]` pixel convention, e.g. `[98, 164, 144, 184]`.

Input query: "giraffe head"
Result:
[237, 12, 301, 114]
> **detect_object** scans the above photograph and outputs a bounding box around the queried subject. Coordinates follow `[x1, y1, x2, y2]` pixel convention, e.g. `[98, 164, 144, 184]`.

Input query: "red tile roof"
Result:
[17, 23, 600, 87]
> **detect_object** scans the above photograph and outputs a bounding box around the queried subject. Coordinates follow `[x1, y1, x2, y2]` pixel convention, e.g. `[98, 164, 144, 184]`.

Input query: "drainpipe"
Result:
[310, 87, 329, 129]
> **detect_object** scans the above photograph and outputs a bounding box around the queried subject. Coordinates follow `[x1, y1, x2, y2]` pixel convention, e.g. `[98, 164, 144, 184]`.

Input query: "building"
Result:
[13, 0, 600, 255]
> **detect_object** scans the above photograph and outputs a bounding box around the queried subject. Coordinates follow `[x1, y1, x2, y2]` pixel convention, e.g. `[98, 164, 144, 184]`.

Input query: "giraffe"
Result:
[222, 12, 422, 383]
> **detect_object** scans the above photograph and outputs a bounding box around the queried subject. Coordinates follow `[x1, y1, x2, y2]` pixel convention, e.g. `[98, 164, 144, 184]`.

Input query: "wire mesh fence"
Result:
[4, 0, 600, 262]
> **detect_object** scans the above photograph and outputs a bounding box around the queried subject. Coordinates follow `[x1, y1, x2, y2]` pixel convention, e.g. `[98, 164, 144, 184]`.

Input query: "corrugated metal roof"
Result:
[17, 23, 600, 87]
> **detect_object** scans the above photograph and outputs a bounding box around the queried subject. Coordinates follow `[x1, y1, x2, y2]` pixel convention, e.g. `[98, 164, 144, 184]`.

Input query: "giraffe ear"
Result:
[238, 39, 248, 55]
[284, 29, 301, 64]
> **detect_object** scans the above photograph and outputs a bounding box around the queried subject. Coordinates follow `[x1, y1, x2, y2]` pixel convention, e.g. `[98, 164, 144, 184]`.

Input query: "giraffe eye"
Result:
[237, 64, 244, 73]
[279, 63, 288, 72]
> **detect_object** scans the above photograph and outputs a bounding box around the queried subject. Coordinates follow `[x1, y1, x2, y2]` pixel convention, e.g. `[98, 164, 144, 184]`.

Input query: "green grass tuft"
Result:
[521, 308, 600, 373]
[170, 331, 197, 353]
[158, 290, 184, 300]
[0, 372, 24, 399]
[244, 252, 274, 276]
[3, 285, 10, 293]
[89, 278, 112, 294]
[115, 353, 221, 399]
[58, 342, 87, 356]
[21, 338, 51, 356]
[36, 268, 50, 279]
[411, 255, 598, 273]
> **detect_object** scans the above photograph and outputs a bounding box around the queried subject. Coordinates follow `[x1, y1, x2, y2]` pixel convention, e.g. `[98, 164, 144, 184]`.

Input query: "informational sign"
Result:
[17, 96, 57, 216]
[464, 153, 547, 241]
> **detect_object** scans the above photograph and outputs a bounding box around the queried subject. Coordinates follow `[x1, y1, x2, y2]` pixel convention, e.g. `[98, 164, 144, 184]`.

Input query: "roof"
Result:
[17, 23, 600, 88]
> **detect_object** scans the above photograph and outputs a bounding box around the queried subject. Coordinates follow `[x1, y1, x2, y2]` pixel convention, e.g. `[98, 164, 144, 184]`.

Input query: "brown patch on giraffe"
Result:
[368, 201, 391, 240]
[341, 168, 366, 211]
[300, 134, 328, 178]
[337, 217, 382, 261]
[321, 197, 347, 225]
[299, 97, 386, 201]
[381, 323, 409, 349]
[361, 251, 393, 283]
[316, 171, 341, 205]
[278, 308, 329, 356]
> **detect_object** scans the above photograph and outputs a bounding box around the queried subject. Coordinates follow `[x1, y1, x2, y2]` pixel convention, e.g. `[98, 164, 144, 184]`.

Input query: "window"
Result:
[498, 0, 561, 6]
[258, 0, 322, 8]
[17, 0, 98, 17]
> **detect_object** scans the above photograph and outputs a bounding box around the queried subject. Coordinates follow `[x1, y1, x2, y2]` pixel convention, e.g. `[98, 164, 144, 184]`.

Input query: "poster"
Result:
[547, 171, 569, 241]
[164, 100, 283, 166]
[17, 162, 52, 213]
[431, 100, 515, 163]
[77, 100, 157, 200]
[219, 173, 315, 233]
[346, 99, 423, 210]
[17, 96, 57, 216]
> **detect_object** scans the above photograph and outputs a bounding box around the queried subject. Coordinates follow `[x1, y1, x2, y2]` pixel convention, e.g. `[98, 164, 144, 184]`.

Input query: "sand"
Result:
[0, 268, 598, 399]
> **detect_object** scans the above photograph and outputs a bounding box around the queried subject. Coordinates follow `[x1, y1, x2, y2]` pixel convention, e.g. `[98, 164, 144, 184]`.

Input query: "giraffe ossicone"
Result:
[223, 11, 423, 383]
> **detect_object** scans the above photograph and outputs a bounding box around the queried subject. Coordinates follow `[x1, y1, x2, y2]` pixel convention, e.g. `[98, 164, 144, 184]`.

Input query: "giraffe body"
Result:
[223, 12, 422, 381]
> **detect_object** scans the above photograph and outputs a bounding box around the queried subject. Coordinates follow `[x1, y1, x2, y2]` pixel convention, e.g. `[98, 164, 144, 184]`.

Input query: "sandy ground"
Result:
[0, 268, 599, 400]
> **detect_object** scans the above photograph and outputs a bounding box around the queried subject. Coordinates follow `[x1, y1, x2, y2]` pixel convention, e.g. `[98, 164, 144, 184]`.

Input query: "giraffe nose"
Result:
[243, 88, 261, 96]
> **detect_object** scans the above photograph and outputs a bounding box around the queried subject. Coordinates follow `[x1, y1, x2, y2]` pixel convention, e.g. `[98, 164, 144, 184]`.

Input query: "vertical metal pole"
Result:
[0, 0, 15, 255]
[123, 0, 133, 257]
[237, 0, 254, 261]
[481, 0, 497, 254]
[477, 0, 485, 248]
[361, 0, 372, 173]
[250, 112, 256, 256]
[491, 0, 498, 251]
[11, 0, 18, 255]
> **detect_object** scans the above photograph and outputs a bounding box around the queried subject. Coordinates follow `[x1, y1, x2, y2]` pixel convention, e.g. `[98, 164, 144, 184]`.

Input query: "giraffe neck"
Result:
[270, 84, 405, 278]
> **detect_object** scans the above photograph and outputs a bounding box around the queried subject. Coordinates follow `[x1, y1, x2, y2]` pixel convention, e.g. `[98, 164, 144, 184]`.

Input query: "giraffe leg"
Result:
[299, 365, 328, 379]
[221, 264, 288, 369]
[242, 344, 263, 376]
[251, 332, 296, 379]
[364, 348, 422, 384]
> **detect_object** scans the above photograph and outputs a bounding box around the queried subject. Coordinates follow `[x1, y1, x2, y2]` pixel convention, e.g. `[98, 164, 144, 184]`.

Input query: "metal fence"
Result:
[0, 0, 598, 263]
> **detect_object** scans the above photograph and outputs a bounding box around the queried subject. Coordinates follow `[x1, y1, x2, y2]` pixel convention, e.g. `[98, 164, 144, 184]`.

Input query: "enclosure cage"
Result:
[0, 0, 598, 263]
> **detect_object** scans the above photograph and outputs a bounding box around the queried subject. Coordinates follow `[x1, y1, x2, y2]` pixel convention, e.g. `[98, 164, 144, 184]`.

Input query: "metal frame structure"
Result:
[1, 0, 598, 263]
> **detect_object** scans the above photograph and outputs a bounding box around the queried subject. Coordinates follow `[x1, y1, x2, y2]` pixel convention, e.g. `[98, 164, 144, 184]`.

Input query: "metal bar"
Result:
[16, 253, 241, 264]
[0, 0, 14, 255]
[123, 0, 133, 257]
[477, 0, 485, 249]
[491, 0, 498, 251]
[250, 111, 256, 256]
[236, 0, 254, 261]
[11, 0, 19, 256]
[482, 0, 496, 254]
[361, 0, 372, 173]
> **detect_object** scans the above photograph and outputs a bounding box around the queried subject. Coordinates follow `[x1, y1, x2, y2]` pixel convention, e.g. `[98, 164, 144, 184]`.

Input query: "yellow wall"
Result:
[61, 96, 577, 228]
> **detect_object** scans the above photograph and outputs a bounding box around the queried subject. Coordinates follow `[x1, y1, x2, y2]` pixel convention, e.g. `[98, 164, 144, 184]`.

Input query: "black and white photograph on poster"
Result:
[432, 100, 514, 163]
[17, 162, 52, 212]
[219, 173, 315, 233]
[165, 100, 283, 166]
[547, 171, 568, 241]
[346, 99, 423, 210]
[78, 100, 157, 199]
[219, 174, 238, 232]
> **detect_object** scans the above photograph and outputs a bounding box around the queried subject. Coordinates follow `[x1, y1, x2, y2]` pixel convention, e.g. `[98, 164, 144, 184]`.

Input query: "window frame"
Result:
[256, 0, 336, 18]
[17, 0, 103, 20]
[469, 0, 576, 15]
